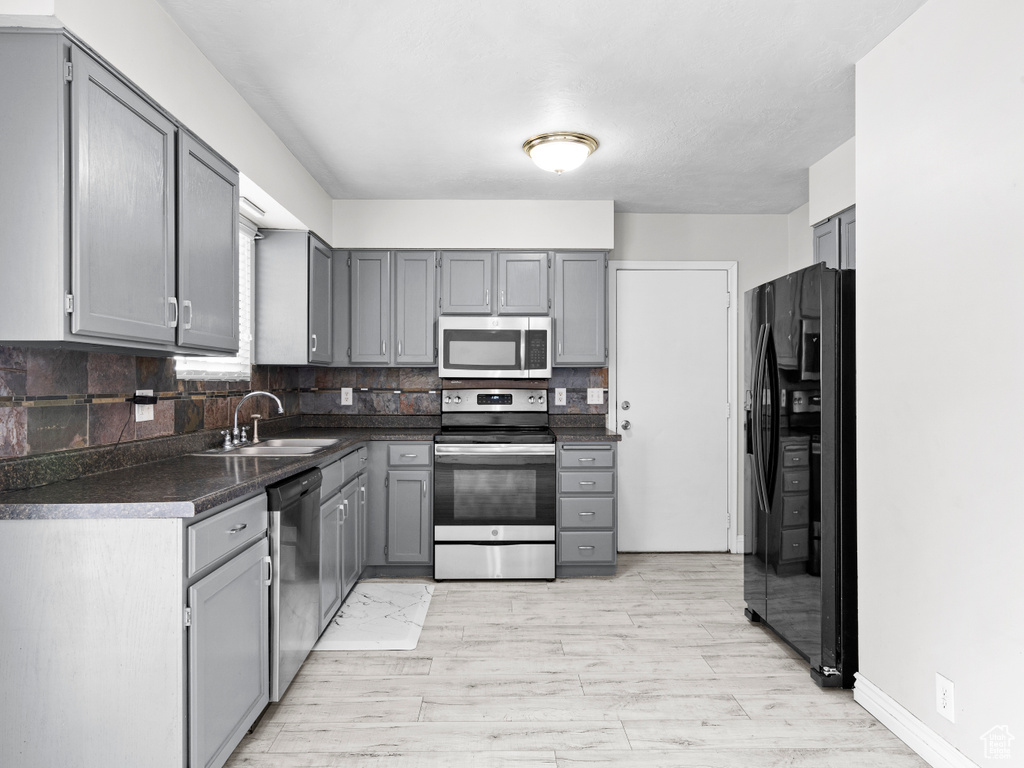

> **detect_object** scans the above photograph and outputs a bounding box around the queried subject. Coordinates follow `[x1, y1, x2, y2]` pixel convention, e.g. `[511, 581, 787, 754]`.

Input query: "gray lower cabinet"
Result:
[188, 536, 270, 768]
[319, 446, 369, 627]
[319, 489, 343, 632]
[0, 27, 239, 355]
[553, 251, 608, 365]
[386, 470, 433, 563]
[813, 205, 856, 269]
[340, 476, 362, 596]
[557, 443, 617, 569]
[254, 229, 334, 365]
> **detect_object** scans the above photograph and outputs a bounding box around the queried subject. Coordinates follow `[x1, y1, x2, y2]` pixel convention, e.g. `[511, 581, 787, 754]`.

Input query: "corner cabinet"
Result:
[553, 251, 608, 366]
[0, 28, 238, 355]
[254, 230, 334, 365]
[813, 206, 856, 270]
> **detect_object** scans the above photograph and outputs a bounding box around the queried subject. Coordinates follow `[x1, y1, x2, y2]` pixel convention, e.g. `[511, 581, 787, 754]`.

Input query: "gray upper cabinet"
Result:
[254, 230, 334, 365]
[497, 252, 549, 314]
[553, 251, 608, 366]
[394, 251, 437, 364]
[177, 131, 239, 353]
[309, 238, 333, 363]
[813, 206, 856, 269]
[350, 251, 391, 364]
[440, 251, 493, 314]
[331, 248, 353, 367]
[0, 28, 239, 355]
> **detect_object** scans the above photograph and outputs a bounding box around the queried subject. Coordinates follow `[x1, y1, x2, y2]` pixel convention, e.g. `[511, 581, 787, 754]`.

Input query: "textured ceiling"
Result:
[155, 0, 925, 213]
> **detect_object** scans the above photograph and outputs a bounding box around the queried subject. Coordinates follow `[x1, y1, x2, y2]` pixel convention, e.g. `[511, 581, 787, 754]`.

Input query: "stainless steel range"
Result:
[433, 388, 556, 580]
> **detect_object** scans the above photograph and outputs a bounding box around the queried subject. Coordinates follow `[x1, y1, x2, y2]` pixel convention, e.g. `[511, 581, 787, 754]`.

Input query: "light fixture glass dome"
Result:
[523, 132, 599, 174]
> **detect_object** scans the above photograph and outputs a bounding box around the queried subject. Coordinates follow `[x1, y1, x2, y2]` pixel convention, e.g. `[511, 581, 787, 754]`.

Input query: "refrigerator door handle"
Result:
[764, 325, 781, 501]
[751, 325, 771, 513]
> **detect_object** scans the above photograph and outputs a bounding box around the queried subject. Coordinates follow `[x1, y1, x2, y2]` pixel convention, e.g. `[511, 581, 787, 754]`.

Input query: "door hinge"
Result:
[184, 606, 192, 628]
[726, 292, 731, 308]
[384, 544, 388, 556]
[384, 476, 389, 487]
[64, 293, 74, 314]
[548, 298, 552, 309]
[347, 257, 351, 267]
[547, 255, 552, 268]
[347, 347, 351, 357]
[726, 402, 731, 418]
[435, 255, 441, 268]
[64, 61, 73, 82]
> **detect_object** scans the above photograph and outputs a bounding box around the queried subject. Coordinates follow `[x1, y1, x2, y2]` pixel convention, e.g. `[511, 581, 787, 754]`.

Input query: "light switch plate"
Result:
[587, 388, 604, 405]
[340, 387, 353, 405]
[555, 388, 567, 406]
[135, 389, 154, 422]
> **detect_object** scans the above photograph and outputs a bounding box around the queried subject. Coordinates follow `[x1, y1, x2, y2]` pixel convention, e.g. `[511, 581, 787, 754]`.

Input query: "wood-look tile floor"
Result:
[225, 554, 926, 768]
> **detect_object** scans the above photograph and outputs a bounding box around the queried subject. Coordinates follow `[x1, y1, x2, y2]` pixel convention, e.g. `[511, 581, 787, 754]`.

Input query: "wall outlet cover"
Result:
[587, 388, 604, 405]
[135, 389, 154, 422]
[340, 387, 353, 405]
[555, 388, 567, 406]
[935, 673, 955, 723]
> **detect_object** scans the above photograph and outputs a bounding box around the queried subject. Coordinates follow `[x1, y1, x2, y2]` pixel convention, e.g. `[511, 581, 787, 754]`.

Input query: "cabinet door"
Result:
[498, 252, 549, 314]
[178, 131, 239, 352]
[350, 250, 391, 363]
[553, 252, 607, 365]
[839, 207, 856, 269]
[340, 479, 361, 597]
[308, 236, 333, 363]
[331, 249, 352, 366]
[319, 491, 342, 632]
[358, 473, 368, 573]
[70, 48, 177, 345]
[395, 251, 437, 364]
[812, 216, 839, 269]
[386, 470, 432, 564]
[188, 537, 270, 768]
[440, 251, 492, 314]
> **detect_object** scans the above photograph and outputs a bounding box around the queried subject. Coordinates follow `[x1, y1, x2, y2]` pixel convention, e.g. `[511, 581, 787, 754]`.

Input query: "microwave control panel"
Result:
[526, 330, 548, 370]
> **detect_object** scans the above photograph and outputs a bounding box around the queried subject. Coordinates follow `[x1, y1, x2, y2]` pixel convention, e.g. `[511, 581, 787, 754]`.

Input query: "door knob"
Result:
[621, 400, 630, 410]
[621, 420, 631, 430]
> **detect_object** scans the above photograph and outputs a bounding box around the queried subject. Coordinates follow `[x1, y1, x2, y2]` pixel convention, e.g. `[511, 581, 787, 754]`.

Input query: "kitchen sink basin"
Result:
[193, 437, 340, 457]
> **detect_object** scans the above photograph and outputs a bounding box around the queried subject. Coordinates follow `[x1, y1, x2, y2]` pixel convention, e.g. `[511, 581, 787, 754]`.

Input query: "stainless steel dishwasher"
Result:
[266, 467, 322, 701]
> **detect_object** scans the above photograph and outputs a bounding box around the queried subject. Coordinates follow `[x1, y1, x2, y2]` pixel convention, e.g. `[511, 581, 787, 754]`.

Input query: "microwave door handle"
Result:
[521, 330, 527, 374]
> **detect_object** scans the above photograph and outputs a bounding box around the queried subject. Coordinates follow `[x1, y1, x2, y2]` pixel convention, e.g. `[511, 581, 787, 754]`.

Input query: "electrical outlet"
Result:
[587, 388, 604, 405]
[936, 673, 955, 722]
[555, 388, 567, 406]
[134, 390, 154, 422]
[340, 387, 353, 405]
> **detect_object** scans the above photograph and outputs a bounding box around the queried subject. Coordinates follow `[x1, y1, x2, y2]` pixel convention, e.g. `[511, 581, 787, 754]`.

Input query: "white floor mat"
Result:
[312, 581, 433, 651]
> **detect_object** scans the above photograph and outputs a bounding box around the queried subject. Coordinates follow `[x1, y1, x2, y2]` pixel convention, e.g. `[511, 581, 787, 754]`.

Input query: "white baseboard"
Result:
[854, 673, 978, 768]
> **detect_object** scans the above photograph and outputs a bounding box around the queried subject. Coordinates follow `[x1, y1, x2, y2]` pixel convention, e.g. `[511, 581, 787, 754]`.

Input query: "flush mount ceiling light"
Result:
[522, 132, 599, 174]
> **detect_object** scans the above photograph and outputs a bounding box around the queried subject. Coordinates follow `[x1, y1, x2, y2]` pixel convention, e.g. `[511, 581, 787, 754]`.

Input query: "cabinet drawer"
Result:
[558, 471, 614, 494]
[559, 531, 615, 564]
[781, 495, 809, 527]
[559, 497, 614, 529]
[558, 445, 614, 469]
[342, 446, 368, 483]
[782, 445, 810, 468]
[781, 469, 810, 493]
[321, 458, 346, 500]
[388, 443, 431, 467]
[780, 527, 808, 562]
[188, 495, 269, 577]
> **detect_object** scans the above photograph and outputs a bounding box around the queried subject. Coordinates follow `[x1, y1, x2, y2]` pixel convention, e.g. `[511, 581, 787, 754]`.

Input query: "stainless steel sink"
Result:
[193, 437, 340, 457]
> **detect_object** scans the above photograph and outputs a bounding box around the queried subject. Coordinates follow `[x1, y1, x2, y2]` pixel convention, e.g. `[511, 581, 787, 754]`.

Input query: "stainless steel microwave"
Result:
[437, 316, 552, 379]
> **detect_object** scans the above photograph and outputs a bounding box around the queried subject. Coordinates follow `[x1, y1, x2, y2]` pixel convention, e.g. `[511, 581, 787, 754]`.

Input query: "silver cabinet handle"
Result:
[578, 457, 596, 463]
[579, 481, 596, 486]
[311, 333, 317, 352]
[500, 289, 505, 307]
[621, 420, 631, 430]
[422, 480, 427, 497]
[401, 453, 418, 458]
[578, 511, 596, 517]
[382, 339, 386, 355]
[182, 300, 192, 330]
[342, 499, 349, 520]
[558, 341, 563, 355]
[263, 555, 273, 586]
[485, 288, 490, 306]
[578, 545, 595, 551]
[360, 486, 366, 501]
[168, 297, 178, 328]
[398, 340, 402, 357]
[227, 523, 247, 534]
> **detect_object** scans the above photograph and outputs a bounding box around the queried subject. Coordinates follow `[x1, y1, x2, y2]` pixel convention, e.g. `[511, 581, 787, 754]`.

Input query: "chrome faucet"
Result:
[233, 391, 284, 444]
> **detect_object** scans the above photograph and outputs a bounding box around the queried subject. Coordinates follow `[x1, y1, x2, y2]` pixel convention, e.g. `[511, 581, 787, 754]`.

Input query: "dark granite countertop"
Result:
[0, 428, 437, 521]
[551, 427, 622, 442]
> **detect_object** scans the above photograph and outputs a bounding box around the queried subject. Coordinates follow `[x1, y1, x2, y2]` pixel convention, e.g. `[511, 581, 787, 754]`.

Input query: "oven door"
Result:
[433, 444, 556, 540]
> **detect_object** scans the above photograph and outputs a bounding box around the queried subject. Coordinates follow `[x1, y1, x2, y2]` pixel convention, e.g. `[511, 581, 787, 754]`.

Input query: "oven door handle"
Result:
[434, 444, 556, 457]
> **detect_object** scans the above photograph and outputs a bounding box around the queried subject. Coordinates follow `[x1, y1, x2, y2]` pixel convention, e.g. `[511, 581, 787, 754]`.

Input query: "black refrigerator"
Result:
[743, 263, 857, 688]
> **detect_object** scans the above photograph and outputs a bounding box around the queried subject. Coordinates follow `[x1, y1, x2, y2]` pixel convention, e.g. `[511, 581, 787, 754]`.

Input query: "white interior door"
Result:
[612, 266, 732, 552]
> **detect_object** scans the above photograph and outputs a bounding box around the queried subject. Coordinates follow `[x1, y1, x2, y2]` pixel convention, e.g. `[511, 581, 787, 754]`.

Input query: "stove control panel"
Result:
[442, 388, 547, 413]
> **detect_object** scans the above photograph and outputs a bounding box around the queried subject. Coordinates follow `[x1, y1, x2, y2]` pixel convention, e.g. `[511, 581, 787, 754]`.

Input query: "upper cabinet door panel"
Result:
[553, 252, 606, 366]
[177, 131, 239, 352]
[308, 237, 333, 363]
[440, 251, 492, 314]
[350, 251, 390, 364]
[394, 251, 437, 365]
[498, 252, 548, 315]
[812, 216, 839, 269]
[70, 48, 177, 344]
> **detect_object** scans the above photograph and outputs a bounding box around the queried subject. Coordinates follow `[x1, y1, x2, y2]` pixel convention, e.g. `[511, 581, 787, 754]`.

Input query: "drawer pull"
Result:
[579, 481, 596, 486]
[577, 457, 596, 462]
[578, 545, 596, 551]
[227, 524, 248, 535]
[401, 453, 418, 458]
[793, 543, 800, 547]
[578, 511, 596, 517]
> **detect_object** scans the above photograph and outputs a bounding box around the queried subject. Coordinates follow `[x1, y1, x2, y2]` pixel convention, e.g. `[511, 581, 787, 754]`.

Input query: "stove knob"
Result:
[491, 529, 499, 537]
[453, 395, 462, 404]
[444, 396, 451, 404]
[528, 395, 535, 404]
[538, 394, 545, 403]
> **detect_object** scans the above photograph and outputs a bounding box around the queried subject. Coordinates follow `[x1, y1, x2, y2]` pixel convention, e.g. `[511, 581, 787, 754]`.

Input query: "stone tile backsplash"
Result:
[0, 343, 607, 458]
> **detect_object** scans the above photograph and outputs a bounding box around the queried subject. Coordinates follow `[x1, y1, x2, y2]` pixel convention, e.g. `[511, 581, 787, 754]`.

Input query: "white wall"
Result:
[333, 200, 614, 249]
[0, 0, 334, 236]
[808, 137, 855, 225]
[855, 0, 1024, 763]
[787, 202, 813, 272]
[613, 213, 791, 547]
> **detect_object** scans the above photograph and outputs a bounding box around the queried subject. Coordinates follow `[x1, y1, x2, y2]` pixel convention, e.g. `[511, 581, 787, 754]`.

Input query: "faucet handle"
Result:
[239, 426, 249, 444]
[220, 430, 233, 450]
